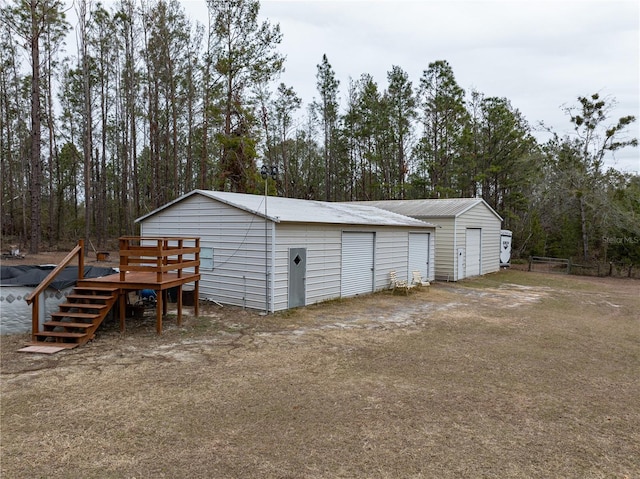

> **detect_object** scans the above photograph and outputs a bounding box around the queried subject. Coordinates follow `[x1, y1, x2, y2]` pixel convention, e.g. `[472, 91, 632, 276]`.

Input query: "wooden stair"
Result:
[27, 287, 119, 349]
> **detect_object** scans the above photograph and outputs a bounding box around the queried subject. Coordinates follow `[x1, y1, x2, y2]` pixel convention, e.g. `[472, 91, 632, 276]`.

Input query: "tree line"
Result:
[1, 0, 638, 264]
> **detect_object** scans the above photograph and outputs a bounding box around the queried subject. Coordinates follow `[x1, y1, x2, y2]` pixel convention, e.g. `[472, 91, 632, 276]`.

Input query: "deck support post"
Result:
[156, 288, 163, 334]
[119, 291, 126, 332]
[88, 236, 200, 335]
[177, 285, 183, 326]
[194, 280, 199, 317]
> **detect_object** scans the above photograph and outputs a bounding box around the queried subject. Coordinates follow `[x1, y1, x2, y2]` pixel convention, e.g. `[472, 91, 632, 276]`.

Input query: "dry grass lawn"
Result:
[1, 269, 639, 478]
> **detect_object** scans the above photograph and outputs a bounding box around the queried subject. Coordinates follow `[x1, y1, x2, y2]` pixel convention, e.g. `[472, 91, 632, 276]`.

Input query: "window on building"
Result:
[201, 247, 214, 271]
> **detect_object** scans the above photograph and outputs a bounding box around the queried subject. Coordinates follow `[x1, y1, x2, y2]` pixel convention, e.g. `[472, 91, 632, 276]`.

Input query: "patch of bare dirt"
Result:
[1, 270, 639, 478]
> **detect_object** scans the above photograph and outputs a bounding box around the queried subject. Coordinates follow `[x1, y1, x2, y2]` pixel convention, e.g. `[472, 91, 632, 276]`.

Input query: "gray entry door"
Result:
[288, 248, 306, 308]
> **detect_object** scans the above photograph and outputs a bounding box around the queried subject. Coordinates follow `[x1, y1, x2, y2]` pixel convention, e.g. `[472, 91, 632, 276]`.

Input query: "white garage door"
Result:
[341, 232, 375, 297]
[408, 232, 430, 283]
[465, 228, 482, 277]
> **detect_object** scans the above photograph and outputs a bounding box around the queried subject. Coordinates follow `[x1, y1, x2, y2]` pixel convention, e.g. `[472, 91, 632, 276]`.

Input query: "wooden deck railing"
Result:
[25, 239, 85, 341]
[118, 236, 200, 282]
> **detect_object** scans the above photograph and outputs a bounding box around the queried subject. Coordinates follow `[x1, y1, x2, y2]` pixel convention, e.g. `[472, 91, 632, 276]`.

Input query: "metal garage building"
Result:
[136, 190, 436, 312]
[353, 198, 503, 281]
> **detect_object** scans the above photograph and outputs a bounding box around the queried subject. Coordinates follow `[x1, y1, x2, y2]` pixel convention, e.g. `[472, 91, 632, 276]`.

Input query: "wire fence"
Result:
[528, 256, 638, 279]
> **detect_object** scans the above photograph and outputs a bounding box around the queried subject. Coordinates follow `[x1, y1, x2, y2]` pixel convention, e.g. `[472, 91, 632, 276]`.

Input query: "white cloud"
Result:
[252, 0, 639, 172]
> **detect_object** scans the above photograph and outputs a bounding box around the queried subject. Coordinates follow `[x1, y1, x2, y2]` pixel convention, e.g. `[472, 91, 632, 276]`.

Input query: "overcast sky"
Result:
[158, 1, 638, 173]
[229, 0, 639, 173]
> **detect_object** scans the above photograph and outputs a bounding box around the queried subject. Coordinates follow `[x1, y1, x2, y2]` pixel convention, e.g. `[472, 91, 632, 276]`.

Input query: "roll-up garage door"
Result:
[341, 232, 375, 297]
[465, 228, 482, 277]
[408, 232, 430, 283]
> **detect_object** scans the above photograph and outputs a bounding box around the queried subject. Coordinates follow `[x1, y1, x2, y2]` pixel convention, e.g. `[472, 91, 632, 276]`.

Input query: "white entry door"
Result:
[465, 228, 482, 277]
[408, 233, 430, 283]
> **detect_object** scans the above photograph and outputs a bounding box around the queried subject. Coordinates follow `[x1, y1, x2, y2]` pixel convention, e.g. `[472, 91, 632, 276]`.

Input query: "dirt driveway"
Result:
[1, 268, 639, 478]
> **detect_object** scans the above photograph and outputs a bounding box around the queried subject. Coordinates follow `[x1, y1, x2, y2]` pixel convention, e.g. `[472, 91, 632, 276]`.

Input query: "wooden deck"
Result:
[21, 237, 201, 352]
[99, 236, 201, 334]
[84, 271, 200, 290]
[80, 270, 200, 334]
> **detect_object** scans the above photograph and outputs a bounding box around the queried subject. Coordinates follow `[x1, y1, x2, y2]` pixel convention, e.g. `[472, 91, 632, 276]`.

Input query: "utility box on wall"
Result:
[500, 230, 512, 267]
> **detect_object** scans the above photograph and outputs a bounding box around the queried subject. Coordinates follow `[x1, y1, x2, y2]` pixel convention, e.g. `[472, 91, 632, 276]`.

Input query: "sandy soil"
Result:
[1, 257, 639, 478]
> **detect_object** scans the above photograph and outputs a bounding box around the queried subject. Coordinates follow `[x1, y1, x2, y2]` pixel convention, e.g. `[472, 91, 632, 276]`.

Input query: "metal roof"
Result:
[136, 190, 437, 228]
[352, 198, 503, 221]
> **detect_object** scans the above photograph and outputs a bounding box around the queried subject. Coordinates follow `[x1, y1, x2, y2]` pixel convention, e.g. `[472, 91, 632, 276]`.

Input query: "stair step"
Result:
[74, 286, 119, 293]
[35, 331, 88, 339]
[59, 302, 108, 311]
[51, 312, 100, 321]
[44, 321, 93, 329]
[66, 293, 114, 301]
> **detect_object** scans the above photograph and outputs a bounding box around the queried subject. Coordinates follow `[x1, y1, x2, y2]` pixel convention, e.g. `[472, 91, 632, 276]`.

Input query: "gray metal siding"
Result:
[271, 224, 342, 311]
[355, 199, 501, 282]
[418, 204, 501, 281]
[276, 225, 434, 308]
[140, 194, 273, 310]
[430, 217, 456, 281]
[139, 193, 438, 311]
[456, 203, 501, 276]
[428, 230, 436, 281]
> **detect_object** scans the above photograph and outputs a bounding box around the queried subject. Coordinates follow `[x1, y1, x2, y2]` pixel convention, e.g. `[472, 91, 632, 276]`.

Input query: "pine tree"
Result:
[3, 0, 69, 253]
[207, 0, 283, 193]
[415, 60, 467, 198]
[314, 54, 340, 201]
